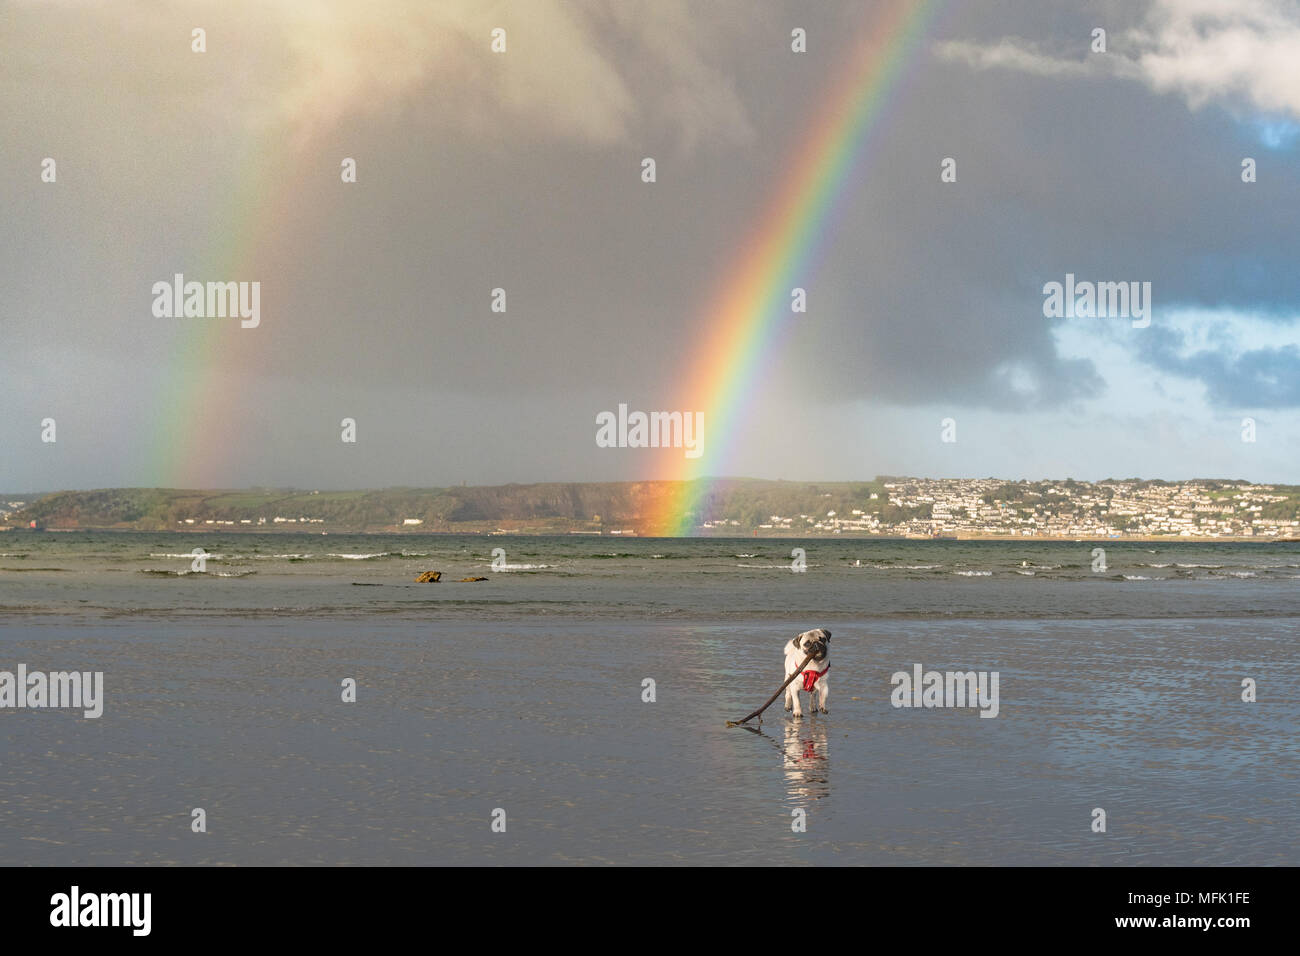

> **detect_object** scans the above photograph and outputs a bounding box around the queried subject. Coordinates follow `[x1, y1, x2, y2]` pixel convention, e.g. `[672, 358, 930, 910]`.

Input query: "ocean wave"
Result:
[954, 570, 992, 576]
[492, 563, 552, 571]
[328, 552, 393, 560]
[139, 567, 253, 577]
[1123, 574, 1151, 580]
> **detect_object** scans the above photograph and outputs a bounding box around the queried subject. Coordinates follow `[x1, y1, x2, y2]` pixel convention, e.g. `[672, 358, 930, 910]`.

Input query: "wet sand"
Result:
[0, 615, 1294, 865]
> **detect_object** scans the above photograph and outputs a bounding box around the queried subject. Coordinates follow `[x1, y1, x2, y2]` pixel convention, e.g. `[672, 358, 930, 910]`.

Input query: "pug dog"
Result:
[783, 628, 831, 718]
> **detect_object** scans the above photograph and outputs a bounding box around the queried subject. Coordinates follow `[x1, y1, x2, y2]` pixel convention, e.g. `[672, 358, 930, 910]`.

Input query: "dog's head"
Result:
[793, 627, 831, 662]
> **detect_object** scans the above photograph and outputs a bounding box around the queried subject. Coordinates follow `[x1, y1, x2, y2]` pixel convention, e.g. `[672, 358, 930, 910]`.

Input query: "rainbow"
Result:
[146, 140, 325, 487]
[146, 3, 942, 498]
[643, 0, 945, 536]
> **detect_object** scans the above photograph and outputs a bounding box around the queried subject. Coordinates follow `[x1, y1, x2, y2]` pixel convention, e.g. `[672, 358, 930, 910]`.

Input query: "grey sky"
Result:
[3, 0, 1297, 490]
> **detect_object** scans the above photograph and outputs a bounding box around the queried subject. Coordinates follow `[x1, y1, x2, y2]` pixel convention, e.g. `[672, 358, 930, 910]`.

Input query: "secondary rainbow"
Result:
[644, 0, 944, 536]
[146, 142, 326, 487]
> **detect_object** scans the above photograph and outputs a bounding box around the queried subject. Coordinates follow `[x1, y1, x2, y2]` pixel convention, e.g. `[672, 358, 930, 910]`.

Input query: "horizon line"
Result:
[6, 474, 1295, 495]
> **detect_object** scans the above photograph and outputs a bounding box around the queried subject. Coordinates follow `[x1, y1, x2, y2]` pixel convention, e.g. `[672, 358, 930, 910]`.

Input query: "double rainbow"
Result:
[148, 2, 943, 505]
[643, 0, 944, 536]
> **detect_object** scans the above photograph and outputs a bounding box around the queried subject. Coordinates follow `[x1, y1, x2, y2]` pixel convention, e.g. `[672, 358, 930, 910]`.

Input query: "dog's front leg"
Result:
[817, 678, 829, 715]
[783, 683, 793, 712]
[789, 682, 803, 718]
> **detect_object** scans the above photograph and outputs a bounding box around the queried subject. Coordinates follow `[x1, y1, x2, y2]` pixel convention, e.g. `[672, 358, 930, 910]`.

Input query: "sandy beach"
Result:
[1, 534, 1296, 865]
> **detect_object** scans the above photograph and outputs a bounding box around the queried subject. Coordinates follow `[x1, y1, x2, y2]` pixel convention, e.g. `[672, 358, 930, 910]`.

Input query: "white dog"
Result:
[783, 628, 831, 718]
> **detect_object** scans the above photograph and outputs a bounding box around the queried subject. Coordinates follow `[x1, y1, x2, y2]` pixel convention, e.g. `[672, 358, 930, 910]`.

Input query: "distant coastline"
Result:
[7, 528, 1294, 543]
[4, 477, 1298, 540]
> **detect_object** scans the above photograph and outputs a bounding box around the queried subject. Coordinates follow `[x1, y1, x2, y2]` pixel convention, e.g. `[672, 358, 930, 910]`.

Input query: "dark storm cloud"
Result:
[211, 0, 1300, 413]
[3, 0, 1298, 488]
[921, 0, 1300, 409]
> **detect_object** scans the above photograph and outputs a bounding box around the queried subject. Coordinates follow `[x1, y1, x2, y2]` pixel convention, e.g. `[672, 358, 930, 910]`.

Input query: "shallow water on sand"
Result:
[0, 605, 1295, 864]
[3, 533, 1299, 623]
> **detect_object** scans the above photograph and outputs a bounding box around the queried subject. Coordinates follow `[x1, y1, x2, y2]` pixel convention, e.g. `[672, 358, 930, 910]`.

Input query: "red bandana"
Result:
[801, 665, 829, 692]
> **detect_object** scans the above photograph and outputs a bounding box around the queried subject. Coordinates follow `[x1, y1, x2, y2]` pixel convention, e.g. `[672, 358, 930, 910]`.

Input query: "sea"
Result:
[1, 532, 1296, 865]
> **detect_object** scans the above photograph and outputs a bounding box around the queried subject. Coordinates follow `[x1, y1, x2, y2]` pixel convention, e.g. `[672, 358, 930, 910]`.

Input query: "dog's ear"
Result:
[822, 629, 831, 642]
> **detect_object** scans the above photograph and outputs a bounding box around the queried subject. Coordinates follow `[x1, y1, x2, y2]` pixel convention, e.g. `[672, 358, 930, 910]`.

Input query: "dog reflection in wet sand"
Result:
[783, 721, 830, 803]
[783, 628, 830, 718]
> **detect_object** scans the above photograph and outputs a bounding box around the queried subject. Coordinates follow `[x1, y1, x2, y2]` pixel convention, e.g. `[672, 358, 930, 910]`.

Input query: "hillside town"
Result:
[708, 479, 1300, 539]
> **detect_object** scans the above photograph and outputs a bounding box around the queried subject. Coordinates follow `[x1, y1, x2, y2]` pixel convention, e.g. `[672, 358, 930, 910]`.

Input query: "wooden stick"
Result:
[725, 653, 815, 727]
